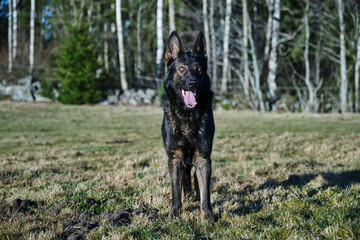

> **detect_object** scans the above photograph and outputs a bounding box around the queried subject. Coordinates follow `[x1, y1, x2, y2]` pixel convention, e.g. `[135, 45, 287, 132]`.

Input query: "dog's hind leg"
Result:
[181, 167, 192, 201]
[193, 172, 200, 201]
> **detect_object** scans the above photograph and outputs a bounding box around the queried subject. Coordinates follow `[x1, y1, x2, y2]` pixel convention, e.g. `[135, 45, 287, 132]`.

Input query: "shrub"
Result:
[39, 81, 56, 101]
[56, 24, 104, 104]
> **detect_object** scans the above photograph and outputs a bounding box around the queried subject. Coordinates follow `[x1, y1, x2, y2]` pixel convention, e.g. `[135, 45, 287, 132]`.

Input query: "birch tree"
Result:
[136, 4, 142, 75]
[155, 0, 163, 88]
[116, 0, 128, 90]
[266, 0, 280, 111]
[220, 0, 232, 93]
[355, 26, 360, 112]
[242, 0, 251, 106]
[303, 0, 314, 112]
[261, 0, 273, 83]
[8, 0, 12, 73]
[29, 0, 35, 75]
[104, 23, 109, 72]
[209, 0, 217, 88]
[337, 0, 347, 113]
[12, 0, 17, 62]
[247, 10, 265, 111]
[169, 0, 175, 32]
[203, 0, 211, 72]
[87, 0, 93, 32]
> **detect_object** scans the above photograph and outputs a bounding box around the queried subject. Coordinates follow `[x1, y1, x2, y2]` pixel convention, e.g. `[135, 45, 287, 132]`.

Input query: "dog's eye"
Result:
[197, 66, 201, 72]
[178, 66, 185, 72]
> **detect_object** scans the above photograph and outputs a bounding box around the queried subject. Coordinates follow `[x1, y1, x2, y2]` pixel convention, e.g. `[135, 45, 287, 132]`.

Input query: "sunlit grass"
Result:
[0, 101, 359, 239]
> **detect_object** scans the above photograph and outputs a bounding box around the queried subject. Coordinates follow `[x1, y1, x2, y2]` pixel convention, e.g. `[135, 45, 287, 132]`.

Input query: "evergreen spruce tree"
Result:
[56, 24, 104, 104]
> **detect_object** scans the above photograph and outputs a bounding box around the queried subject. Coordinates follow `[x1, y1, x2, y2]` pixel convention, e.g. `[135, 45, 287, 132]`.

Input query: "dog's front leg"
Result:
[168, 153, 183, 217]
[194, 155, 214, 221]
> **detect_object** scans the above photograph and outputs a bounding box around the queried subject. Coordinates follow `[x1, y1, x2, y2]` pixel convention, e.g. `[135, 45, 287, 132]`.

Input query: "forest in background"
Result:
[0, 0, 360, 113]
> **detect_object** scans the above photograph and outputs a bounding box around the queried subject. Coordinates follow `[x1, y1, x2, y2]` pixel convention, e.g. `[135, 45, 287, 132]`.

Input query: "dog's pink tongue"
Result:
[184, 91, 196, 106]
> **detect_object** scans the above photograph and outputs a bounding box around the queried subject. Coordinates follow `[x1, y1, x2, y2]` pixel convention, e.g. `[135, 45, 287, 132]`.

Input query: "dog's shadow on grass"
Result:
[259, 169, 360, 190]
[215, 169, 360, 217]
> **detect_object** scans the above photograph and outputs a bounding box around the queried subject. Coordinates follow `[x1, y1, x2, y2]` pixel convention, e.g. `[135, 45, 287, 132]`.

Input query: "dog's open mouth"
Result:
[180, 89, 197, 108]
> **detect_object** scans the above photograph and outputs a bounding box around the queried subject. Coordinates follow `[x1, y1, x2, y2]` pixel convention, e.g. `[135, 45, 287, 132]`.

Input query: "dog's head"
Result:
[164, 31, 209, 109]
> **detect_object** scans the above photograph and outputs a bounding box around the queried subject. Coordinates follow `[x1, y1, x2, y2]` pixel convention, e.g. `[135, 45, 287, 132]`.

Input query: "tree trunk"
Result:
[203, 0, 211, 73]
[136, 4, 142, 75]
[88, 0, 93, 32]
[242, 0, 250, 104]
[116, 0, 128, 90]
[12, 0, 17, 61]
[169, 0, 175, 32]
[304, 0, 315, 112]
[8, 0, 12, 73]
[209, 0, 217, 90]
[29, 0, 35, 75]
[104, 23, 109, 72]
[266, 0, 280, 111]
[355, 26, 360, 112]
[247, 10, 265, 111]
[220, 0, 232, 93]
[155, 0, 164, 88]
[338, 0, 347, 113]
[260, 0, 273, 85]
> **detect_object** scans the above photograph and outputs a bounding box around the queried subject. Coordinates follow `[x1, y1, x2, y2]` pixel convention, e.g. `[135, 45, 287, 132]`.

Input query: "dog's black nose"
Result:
[189, 81, 198, 89]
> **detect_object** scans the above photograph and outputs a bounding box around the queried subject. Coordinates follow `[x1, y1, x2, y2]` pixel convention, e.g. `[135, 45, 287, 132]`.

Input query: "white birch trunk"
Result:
[88, 0, 93, 32]
[203, 0, 211, 71]
[338, 0, 347, 113]
[103, 23, 109, 72]
[136, 5, 142, 75]
[169, 0, 175, 32]
[314, 38, 321, 112]
[209, 0, 217, 89]
[355, 28, 360, 112]
[304, 0, 315, 112]
[8, 0, 12, 73]
[220, 0, 232, 93]
[116, 0, 128, 90]
[266, 0, 280, 111]
[155, 0, 164, 87]
[242, 0, 250, 104]
[29, 0, 35, 75]
[12, 0, 17, 60]
[247, 11, 265, 111]
[104, 41, 109, 72]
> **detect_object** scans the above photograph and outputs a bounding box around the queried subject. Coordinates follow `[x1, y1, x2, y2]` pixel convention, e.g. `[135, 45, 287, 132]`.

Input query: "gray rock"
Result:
[17, 75, 32, 85]
[4, 86, 14, 96]
[143, 97, 152, 104]
[137, 89, 146, 98]
[145, 89, 156, 97]
[128, 98, 140, 106]
[33, 92, 52, 102]
[12, 85, 33, 101]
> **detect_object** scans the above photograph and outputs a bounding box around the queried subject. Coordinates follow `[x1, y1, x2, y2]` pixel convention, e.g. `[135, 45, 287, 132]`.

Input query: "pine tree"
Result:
[56, 24, 104, 104]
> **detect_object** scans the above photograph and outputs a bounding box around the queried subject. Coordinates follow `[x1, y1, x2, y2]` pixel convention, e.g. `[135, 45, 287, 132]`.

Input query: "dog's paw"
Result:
[168, 206, 181, 219]
[201, 209, 215, 221]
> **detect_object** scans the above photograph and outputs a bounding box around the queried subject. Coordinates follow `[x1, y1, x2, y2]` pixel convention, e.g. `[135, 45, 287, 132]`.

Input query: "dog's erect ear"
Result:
[192, 31, 206, 57]
[165, 31, 185, 64]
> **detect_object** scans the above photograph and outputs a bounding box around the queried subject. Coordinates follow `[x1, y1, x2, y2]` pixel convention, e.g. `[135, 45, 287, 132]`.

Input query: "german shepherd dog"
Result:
[161, 31, 215, 220]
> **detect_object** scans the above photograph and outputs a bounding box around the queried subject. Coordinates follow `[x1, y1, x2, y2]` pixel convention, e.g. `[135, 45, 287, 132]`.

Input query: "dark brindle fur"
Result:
[161, 31, 215, 220]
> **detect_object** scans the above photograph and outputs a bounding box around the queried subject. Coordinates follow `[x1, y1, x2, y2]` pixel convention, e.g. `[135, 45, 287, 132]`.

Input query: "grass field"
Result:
[0, 101, 359, 239]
